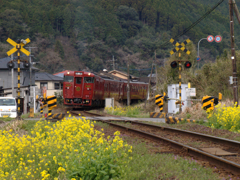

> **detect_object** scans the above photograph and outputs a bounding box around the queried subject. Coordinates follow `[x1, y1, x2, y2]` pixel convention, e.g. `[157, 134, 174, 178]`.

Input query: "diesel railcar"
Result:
[63, 71, 148, 108]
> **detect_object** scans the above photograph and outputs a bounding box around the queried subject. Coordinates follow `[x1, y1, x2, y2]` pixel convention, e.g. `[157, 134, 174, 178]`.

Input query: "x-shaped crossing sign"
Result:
[6, 38, 31, 56]
[170, 38, 191, 55]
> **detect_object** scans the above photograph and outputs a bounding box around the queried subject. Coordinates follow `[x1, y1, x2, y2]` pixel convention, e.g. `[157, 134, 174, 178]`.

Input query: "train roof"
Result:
[64, 70, 148, 84]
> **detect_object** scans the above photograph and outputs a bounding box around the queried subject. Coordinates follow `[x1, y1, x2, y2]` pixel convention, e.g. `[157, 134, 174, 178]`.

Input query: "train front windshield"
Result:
[84, 77, 94, 83]
[64, 76, 74, 82]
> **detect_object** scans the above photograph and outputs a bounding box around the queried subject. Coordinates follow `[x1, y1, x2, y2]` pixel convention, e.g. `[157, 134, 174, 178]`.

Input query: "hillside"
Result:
[0, 0, 239, 77]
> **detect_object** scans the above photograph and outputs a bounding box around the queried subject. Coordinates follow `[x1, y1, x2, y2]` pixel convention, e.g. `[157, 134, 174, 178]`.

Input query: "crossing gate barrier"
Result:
[155, 95, 163, 112]
[202, 96, 216, 111]
[51, 113, 65, 120]
[46, 95, 57, 119]
[150, 112, 166, 118]
[165, 116, 197, 124]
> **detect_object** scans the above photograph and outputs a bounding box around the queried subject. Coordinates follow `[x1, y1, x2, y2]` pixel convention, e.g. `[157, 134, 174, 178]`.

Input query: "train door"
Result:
[74, 77, 83, 97]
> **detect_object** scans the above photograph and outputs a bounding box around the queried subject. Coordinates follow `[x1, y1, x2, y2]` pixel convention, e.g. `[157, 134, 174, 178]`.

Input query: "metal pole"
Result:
[197, 38, 207, 69]
[127, 55, 130, 106]
[148, 63, 154, 99]
[232, 0, 240, 24]
[155, 50, 158, 93]
[11, 54, 14, 97]
[179, 53, 182, 113]
[229, 0, 238, 105]
[26, 47, 37, 114]
[16, 40, 21, 120]
[33, 86, 36, 113]
[113, 55, 115, 70]
[29, 48, 32, 86]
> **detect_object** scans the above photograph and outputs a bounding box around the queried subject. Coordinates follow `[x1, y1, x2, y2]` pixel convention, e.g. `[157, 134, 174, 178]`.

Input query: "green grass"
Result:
[104, 106, 150, 118]
[0, 117, 14, 122]
[118, 140, 220, 180]
[20, 120, 38, 132]
[21, 112, 41, 119]
[95, 122, 221, 180]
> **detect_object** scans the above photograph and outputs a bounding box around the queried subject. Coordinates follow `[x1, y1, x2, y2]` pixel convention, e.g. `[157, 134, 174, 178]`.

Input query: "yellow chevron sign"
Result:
[155, 94, 163, 112]
[170, 38, 191, 55]
[6, 38, 31, 56]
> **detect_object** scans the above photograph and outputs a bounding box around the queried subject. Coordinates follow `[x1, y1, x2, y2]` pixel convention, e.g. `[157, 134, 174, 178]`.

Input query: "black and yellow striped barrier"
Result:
[150, 112, 166, 118]
[202, 96, 215, 111]
[46, 96, 57, 119]
[52, 113, 65, 120]
[39, 97, 47, 118]
[45, 96, 66, 121]
[155, 95, 163, 112]
[165, 116, 197, 124]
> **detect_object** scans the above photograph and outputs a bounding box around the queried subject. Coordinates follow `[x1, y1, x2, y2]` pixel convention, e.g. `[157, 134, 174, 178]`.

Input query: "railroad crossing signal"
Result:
[6, 38, 31, 56]
[6, 37, 31, 120]
[170, 38, 191, 55]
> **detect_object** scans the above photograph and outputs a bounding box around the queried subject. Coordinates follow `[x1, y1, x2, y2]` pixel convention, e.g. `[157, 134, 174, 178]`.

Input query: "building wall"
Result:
[0, 69, 35, 89]
[35, 81, 62, 96]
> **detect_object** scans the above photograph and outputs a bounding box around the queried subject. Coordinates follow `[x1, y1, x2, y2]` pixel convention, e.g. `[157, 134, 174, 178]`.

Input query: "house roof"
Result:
[0, 57, 39, 70]
[35, 72, 63, 81]
[108, 70, 138, 79]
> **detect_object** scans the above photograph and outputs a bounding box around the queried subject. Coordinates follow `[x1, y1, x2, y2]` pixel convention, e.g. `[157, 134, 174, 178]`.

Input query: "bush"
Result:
[0, 116, 132, 179]
[207, 103, 240, 132]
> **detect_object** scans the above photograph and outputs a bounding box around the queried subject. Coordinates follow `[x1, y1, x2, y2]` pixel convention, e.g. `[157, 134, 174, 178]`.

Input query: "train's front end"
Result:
[82, 72, 95, 107]
[63, 71, 75, 106]
[63, 71, 84, 107]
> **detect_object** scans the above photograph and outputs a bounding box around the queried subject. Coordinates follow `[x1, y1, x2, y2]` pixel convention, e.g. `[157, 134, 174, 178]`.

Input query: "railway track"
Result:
[97, 119, 240, 175]
[70, 110, 105, 117]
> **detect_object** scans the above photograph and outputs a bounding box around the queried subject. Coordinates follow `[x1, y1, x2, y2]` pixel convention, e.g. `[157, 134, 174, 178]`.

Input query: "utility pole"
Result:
[148, 62, 154, 99]
[107, 55, 117, 70]
[229, 0, 238, 105]
[155, 50, 158, 93]
[26, 46, 37, 114]
[127, 55, 130, 106]
[113, 55, 115, 70]
[11, 54, 14, 98]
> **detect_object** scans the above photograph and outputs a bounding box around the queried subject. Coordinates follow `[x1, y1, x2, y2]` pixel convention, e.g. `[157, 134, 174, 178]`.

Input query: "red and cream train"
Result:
[63, 71, 148, 108]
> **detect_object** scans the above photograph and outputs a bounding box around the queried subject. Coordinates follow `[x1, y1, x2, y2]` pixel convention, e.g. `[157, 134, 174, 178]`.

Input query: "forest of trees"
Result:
[0, 0, 239, 75]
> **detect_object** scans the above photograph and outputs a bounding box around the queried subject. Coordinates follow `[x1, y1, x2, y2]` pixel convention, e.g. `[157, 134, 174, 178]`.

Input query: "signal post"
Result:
[6, 38, 31, 120]
[170, 38, 191, 113]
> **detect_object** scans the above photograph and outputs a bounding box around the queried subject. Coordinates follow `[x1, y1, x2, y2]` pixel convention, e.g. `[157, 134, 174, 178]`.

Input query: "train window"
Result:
[64, 76, 74, 82]
[84, 77, 94, 83]
[76, 77, 82, 84]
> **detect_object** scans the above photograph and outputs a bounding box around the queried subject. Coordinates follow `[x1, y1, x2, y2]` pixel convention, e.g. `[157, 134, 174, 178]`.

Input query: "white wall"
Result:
[168, 84, 188, 114]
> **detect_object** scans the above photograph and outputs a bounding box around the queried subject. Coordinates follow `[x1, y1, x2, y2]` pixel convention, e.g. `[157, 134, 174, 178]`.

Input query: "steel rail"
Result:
[100, 120, 240, 175]
[120, 120, 240, 148]
[70, 110, 104, 117]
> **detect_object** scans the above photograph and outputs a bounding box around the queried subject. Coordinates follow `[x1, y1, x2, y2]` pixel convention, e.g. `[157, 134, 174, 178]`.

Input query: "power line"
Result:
[157, 0, 226, 49]
[119, 67, 155, 71]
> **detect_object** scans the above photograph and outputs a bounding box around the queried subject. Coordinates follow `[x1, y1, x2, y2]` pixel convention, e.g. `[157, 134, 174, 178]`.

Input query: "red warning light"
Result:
[184, 61, 192, 68]
[170, 61, 178, 68]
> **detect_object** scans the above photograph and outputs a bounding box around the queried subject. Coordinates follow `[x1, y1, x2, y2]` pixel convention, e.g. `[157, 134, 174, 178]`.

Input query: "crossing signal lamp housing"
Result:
[171, 61, 178, 68]
[23, 61, 30, 68]
[7, 61, 15, 69]
[184, 61, 192, 68]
